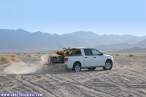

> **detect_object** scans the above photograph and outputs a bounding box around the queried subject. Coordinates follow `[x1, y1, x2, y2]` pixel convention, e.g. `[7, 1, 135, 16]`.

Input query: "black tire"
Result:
[88, 67, 96, 71]
[73, 62, 81, 72]
[103, 59, 113, 70]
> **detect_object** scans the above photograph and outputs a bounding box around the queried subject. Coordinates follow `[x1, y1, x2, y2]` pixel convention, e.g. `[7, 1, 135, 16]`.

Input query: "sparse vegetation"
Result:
[0, 56, 9, 64]
[115, 53, 120, 56]
[0, 54, 20, 65]
[129, 54, 134, 57]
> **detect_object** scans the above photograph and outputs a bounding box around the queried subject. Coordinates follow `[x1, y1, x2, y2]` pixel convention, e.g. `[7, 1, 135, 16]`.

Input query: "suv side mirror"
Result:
[100, 53, 103, 56]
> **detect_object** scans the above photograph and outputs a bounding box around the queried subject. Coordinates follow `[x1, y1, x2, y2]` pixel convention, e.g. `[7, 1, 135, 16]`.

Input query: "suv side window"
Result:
[84, 49, 93, 56]
[70, 49, 82, 56]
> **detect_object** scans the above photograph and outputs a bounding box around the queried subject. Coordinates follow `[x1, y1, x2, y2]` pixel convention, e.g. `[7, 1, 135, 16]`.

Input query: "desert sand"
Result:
[0, 52, 146, 97]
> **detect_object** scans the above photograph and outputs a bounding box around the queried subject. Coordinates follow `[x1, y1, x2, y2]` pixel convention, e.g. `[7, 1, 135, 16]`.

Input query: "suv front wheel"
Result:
[103, 60, 113, 70]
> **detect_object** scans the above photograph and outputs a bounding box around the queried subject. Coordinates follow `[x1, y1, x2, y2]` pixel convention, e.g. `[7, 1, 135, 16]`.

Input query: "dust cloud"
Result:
[3, 62, 43, 74]
[2, 55, 50, 74]
[2, 54, 66, 74]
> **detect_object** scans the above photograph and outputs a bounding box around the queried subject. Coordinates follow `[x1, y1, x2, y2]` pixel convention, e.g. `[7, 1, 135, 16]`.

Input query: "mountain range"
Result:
[0, 29, 146, 52]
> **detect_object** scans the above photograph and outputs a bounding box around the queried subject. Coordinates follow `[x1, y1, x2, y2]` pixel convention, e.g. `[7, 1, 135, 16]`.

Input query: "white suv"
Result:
[64, 48, 114, 72]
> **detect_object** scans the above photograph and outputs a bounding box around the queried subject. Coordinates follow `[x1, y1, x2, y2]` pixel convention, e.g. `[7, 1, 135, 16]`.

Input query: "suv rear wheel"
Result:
[73, 62, 81, 72]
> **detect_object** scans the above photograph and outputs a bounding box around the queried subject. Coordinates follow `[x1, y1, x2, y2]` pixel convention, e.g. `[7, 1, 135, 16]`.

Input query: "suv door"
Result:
[83, 49, 97, 67]
[91, 49, 105, 66]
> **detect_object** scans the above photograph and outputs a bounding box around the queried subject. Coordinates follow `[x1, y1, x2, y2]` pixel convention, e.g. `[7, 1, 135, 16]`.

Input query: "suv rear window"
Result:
[64, 49, 82, 56]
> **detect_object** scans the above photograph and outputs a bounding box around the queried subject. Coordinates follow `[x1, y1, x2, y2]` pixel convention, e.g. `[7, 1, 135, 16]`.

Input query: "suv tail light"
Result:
[64, 57, 68, 64]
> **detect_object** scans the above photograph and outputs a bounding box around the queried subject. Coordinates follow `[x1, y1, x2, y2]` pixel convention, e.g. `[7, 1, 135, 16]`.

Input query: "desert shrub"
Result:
[26, 54, 31, 57]
[16, 53, 21, 56]
[115, 54, 119, 56]
[129, 54, 134, 57]
[0, 56, 9, 64]
[10, 55, 19, 62]
[10, 54, 16, 57]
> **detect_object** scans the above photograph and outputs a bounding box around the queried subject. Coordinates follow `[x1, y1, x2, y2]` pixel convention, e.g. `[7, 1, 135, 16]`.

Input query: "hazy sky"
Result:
[0, 0, 146, 35]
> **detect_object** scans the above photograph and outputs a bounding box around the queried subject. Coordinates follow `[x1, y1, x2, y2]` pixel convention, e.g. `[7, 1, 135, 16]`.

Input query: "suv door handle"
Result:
[93, 57, 96, 58]
[84, 57, 88, 58]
